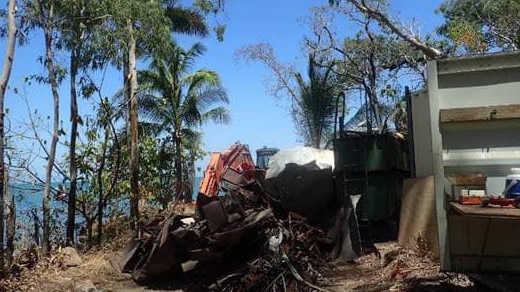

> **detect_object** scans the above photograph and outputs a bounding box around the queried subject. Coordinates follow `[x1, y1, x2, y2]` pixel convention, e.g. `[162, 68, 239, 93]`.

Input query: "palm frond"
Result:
[181, 128, 203, 145]
[180, 43, 207, 71]
[180, 94, 202, 127]
[165, 7, 209, 37]
[186, 42, 207, 58]
[201, 107, 231, 125]
[295, 54, 339, 147]
[197, 87, 229, 110]
[183, 69, 217, 92]
[138, 93, 173, 126]
[138, 121, 164, 137]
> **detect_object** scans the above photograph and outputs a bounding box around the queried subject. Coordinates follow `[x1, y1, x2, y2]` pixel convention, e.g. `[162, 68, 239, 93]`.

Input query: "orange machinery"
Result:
[198, 143, 257, 199]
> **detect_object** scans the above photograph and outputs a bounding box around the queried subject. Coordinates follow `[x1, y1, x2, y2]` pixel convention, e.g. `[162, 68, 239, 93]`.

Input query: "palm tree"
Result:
[295, 54, 340, 148]
[108, 0, 211, 227]
[139, 42, 230, 202]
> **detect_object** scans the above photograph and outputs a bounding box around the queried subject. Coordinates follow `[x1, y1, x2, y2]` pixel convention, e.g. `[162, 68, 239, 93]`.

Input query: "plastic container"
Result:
[505, 168, 520, 198]
[447, 174, 486, 202]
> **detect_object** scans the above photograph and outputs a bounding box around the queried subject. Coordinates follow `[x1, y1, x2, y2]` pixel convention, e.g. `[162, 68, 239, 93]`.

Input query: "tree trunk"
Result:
[96, 128, 108, 245]
[366, 20, 383, 133]
[86, 217, 93, 250]
[182, 158, 191, 203]
[66, 45, 80, 246]
[99, 98, 121, 240]
[0, 0, 17, 272]
[314, 128, 321, 149]
[5, 168, 15, 268]
[0, 164, 4, 272]
[42, 0, 61, 255]
[127, 20, 139, 230]
[364, 91, 372, 132]
[32, 207, 39, 246]
[187, 154, 196, 202]
[174, 130, 183, 201]
[369, 84, 382, 133]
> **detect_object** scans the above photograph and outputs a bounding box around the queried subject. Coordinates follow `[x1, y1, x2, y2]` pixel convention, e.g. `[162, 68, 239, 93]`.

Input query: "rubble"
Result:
[113, 158, 361, 291]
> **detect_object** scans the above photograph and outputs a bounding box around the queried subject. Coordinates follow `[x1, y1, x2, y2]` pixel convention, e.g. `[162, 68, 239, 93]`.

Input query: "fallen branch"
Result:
[282, 252, 331, 292]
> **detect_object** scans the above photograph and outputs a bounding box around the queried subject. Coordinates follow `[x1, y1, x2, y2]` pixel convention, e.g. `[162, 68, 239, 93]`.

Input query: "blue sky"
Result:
[0, 0, 445, 177]
[183, 0, 445, 171]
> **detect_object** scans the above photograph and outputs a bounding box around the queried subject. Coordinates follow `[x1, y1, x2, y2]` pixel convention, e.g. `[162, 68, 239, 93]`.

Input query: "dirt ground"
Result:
[0, 241, 495, 292]
[325, 242, 487, 292]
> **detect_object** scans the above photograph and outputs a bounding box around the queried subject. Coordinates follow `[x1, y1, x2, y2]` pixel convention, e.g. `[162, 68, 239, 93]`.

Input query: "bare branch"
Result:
[235, 43, 300, 118]
[347, 0, 443, 59]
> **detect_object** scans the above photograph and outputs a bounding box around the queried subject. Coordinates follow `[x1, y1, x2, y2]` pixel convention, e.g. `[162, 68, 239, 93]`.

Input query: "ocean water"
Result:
[8, 183, 67, 244]
[12, 177, 203, 225]
[192, 176, 202, 199]
[11, 183, 67, 221]
[9, 178, 203, 244]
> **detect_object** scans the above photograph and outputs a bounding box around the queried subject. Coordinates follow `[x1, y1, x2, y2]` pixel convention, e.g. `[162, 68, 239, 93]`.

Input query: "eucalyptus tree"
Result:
[329, 0, 444, 59]
[334, 32, 421, 132]
[438, 0, 520, 53]
[53, 0, 117, 245]
[0, 0, 17, 271]
[139, 42, 230, 202]
[332, 0, 519, 60]
[25, 0, 65, 255]
[306, 2, 435, 133]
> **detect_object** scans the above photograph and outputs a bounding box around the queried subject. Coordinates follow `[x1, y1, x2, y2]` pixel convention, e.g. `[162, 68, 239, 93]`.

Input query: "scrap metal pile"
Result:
[114, 147, 363, 291]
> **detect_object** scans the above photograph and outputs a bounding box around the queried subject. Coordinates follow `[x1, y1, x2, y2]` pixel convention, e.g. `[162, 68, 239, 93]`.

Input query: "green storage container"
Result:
[333, 133, 408, 222]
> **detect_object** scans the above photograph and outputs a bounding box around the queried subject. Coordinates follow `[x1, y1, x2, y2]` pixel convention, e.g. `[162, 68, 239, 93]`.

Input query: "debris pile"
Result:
[197, 211, 332, 291]
[114, 160, 361, 291]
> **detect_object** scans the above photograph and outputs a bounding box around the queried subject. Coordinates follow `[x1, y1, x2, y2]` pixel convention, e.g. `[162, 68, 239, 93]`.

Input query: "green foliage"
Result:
[138, 41, 229, 201]
[337, 32, 422, 132]
[340, 34, 424, 76]
[4, 0, 226, 248]
[295, 54, 341, 148]
[214, 24, 226, 42]
[166, 6, 209, 37]
[438, 0, 520, 52]
[138, 135, 170, 207]
[138, 42, 230, 131]
[71, 111, 127, 244]
[194, 0, 224, 14]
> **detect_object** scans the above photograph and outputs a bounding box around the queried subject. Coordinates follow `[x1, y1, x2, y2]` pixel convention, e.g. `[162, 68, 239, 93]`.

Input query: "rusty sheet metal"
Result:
[202, 200, 228, 232]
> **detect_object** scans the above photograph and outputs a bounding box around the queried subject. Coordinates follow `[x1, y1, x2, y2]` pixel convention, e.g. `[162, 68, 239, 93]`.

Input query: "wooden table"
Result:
[448, 202, 520, 219]
[447, 202, 520, 273]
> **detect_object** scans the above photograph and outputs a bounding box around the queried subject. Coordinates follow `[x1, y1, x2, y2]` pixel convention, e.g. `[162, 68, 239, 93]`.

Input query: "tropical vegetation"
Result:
[138, 42, 230, 203]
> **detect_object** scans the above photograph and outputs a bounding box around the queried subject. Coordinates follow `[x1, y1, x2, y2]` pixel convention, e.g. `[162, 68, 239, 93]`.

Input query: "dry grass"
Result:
[0, 233, 136, 292]
[65, 252, 122, 281]
[0, 234, 481, 291]
[326, 241, 478, 292]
